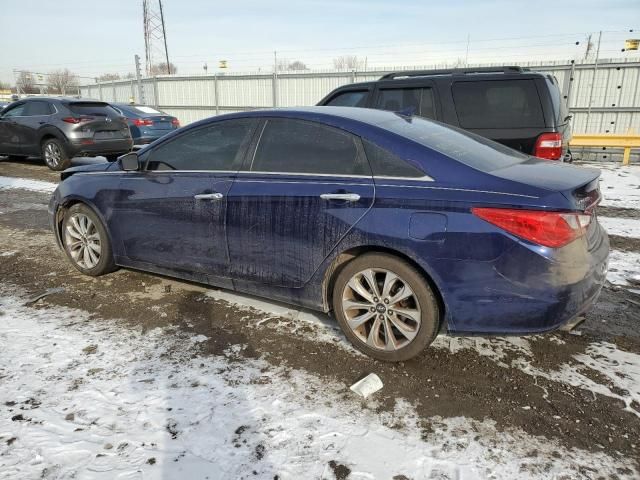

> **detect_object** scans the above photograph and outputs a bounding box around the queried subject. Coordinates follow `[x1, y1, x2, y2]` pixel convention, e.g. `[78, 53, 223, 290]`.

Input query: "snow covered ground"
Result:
[0, 176, 56, 194]
[1, 287, 636, 480]
[596, 162, 640, 209]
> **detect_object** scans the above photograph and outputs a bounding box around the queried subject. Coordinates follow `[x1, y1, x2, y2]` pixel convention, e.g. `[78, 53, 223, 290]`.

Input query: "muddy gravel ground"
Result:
[1, 157, 640, 477]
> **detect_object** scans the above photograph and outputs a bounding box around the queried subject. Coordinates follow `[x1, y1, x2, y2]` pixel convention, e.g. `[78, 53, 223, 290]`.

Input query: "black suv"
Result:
[318, 66, 571, 161]
[0, 97, 133, 170]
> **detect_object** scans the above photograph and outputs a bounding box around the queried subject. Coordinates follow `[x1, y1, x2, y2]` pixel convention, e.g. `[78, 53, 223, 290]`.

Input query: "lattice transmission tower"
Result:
[143, 0, 171, 75]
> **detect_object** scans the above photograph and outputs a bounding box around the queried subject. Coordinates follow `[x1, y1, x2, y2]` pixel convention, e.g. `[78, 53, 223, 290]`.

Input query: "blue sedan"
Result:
[49, 107, 609, 361]
[111, 103, 180, 146]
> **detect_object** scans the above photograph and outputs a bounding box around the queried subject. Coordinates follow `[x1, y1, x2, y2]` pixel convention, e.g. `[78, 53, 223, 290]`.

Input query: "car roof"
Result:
[222, 106, 413, 128]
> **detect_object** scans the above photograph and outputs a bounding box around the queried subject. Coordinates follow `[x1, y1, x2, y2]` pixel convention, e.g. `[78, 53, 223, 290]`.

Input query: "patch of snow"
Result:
[592, 163, 640, 209]
[607, 249, 640, 286]
[0, 176, 57, 194]
[599, 216, 640, 239]
[1, 250, 17, 257]
[0, 287, 635, 479]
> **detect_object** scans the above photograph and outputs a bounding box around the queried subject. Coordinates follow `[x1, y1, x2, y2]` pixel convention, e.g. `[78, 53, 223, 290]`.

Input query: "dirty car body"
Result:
[49, 107, 609, 352]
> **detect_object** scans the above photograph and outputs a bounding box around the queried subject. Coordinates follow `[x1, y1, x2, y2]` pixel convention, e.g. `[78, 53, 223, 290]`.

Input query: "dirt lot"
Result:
[1, 157, 639, 479]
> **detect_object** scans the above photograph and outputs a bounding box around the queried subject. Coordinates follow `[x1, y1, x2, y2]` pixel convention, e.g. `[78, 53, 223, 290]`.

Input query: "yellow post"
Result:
[623, 147, 631, 166]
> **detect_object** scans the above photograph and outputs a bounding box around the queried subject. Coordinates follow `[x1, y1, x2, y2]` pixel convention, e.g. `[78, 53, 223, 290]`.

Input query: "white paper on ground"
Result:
[350, 373, 384, 398]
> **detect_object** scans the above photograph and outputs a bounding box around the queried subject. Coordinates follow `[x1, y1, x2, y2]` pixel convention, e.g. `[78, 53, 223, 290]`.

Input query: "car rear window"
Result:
[133, 106, 163, 114]
[381, 115, 528, 172]
[452, 79, 545, 129]
[68, 102, 119, 116]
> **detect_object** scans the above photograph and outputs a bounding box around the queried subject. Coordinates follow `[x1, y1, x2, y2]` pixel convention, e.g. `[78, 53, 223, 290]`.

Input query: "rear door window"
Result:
[452, 79, 544, 129]
[67, 102, 119, 117]
[250, 118, 367, 176]
[325, 90, 369, 107]
[376, 88, 435, 119]
[24, 101, 52, 116]
[147, 119, 253, 171]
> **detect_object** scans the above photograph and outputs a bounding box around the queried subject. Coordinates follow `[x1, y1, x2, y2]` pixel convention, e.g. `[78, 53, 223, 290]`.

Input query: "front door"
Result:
[111, 118, 256, 276]
[0, 103, 28, 155]
[226, 118, 375, 288]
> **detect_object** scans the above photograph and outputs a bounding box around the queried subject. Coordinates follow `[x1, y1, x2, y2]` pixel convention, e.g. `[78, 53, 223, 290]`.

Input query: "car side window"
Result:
[2, 104, 26, 117]
[146, 119, 253, 171]
[377, 88, 435, 119]
[325, 90, 369, 107]
[251, 119, 367, 176]
[452, 79, 545, 129]
[24, 101, 52, 116]
[363, 140, 426, 178]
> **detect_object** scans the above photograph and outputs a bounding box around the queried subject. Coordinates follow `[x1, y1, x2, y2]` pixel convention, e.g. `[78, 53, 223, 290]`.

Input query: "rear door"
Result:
[111, 118, 256, 277]
[20, 100, 54, 153]
[226, 118, 375, 288]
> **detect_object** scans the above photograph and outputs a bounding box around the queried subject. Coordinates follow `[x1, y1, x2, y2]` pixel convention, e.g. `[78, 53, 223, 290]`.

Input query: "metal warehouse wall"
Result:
[80, 58, 640, 160]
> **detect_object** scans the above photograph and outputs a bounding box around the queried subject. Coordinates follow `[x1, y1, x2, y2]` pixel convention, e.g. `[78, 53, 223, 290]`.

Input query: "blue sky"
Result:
[0, 0, 638, 84]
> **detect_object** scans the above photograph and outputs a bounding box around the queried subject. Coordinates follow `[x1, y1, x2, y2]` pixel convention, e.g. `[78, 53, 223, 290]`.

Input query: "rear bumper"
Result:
[434, 224, 609, 335]
[132, 133, 170, 145]
[68, 138, 133, 157]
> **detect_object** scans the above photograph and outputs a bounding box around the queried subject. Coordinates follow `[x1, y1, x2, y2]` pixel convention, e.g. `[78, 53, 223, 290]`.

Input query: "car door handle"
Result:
[320, 193, 361, 202]
[194, 193, 224, 200]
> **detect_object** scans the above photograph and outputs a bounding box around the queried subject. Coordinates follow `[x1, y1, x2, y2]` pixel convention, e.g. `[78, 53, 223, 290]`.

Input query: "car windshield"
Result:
[379, 114, 529, 172]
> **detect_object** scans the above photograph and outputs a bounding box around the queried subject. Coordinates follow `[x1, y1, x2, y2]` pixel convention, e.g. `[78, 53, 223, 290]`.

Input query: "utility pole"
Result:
[143, 0, 171, 75]
[158, 0, 171, 74]
[273, 51, 278, 107]
[585, 31, 602, 132]
[135, 54, 145, 104]
[465, 34, 471, 66]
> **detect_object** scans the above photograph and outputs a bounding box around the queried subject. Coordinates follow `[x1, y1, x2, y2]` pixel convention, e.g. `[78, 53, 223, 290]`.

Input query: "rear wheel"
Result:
[42, 138, 71, 171]
[62, 203, 116, 276]
[332, 253, 439, 362]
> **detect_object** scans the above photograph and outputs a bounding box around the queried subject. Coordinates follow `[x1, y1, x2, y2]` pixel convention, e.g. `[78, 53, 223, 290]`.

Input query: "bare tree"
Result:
[124, 72, 136, 79]
[48, 69, 78, 95]
[287, 60, 308, 71]
[332, 55, 364, 70]
[149, 62, 177, 75]
[98, 73, 121, 82]
[277, 59, 308, 71]
[15, 71, 38, 94]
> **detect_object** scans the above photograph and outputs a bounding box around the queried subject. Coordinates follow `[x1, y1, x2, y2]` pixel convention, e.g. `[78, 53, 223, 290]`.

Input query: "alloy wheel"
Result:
[44, 143, 62, 168]
[341, 268, 422, 351]
[64, 213, 102, 269]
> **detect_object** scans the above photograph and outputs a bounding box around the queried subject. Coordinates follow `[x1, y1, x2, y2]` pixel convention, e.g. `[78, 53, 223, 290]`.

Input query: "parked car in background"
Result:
[50, 107, 607, 362]
[0, 98, 132, 170]
[318, 66, 572, 161]
[111, 103, 179, 146]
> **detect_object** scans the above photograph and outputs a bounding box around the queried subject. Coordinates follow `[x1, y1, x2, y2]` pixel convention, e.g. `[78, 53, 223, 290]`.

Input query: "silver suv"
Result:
[0, 97, 133, 170]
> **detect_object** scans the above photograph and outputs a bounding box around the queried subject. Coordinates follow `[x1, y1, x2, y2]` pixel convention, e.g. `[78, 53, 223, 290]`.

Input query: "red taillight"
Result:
[472, 207, 592, 248]
[62, 116, 94, 124]
[534, 132, 563, 160]
[132, 118, 153, 126]
[171, 118, 180, 127]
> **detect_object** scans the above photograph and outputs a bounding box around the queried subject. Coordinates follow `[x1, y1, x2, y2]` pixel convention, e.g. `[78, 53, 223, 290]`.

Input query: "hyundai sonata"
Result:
[49, 107, 608, 361]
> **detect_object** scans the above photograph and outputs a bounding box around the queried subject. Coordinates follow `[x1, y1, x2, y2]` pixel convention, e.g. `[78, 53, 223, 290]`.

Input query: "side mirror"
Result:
[119, 152, 139, 171]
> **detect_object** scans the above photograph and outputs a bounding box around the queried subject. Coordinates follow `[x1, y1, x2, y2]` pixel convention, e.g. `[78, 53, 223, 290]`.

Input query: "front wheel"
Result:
[42, 138, 71, 171]
[332, 253, 440, 362]
[62, 203, 117, 276]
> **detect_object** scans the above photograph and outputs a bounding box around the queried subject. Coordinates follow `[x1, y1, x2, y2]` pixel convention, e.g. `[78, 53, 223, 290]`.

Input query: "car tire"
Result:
[332, 253, 440, 362]
[42, 138, 71, 171]
[62, 203, 117, 276]
[105, 154, 119, 162]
